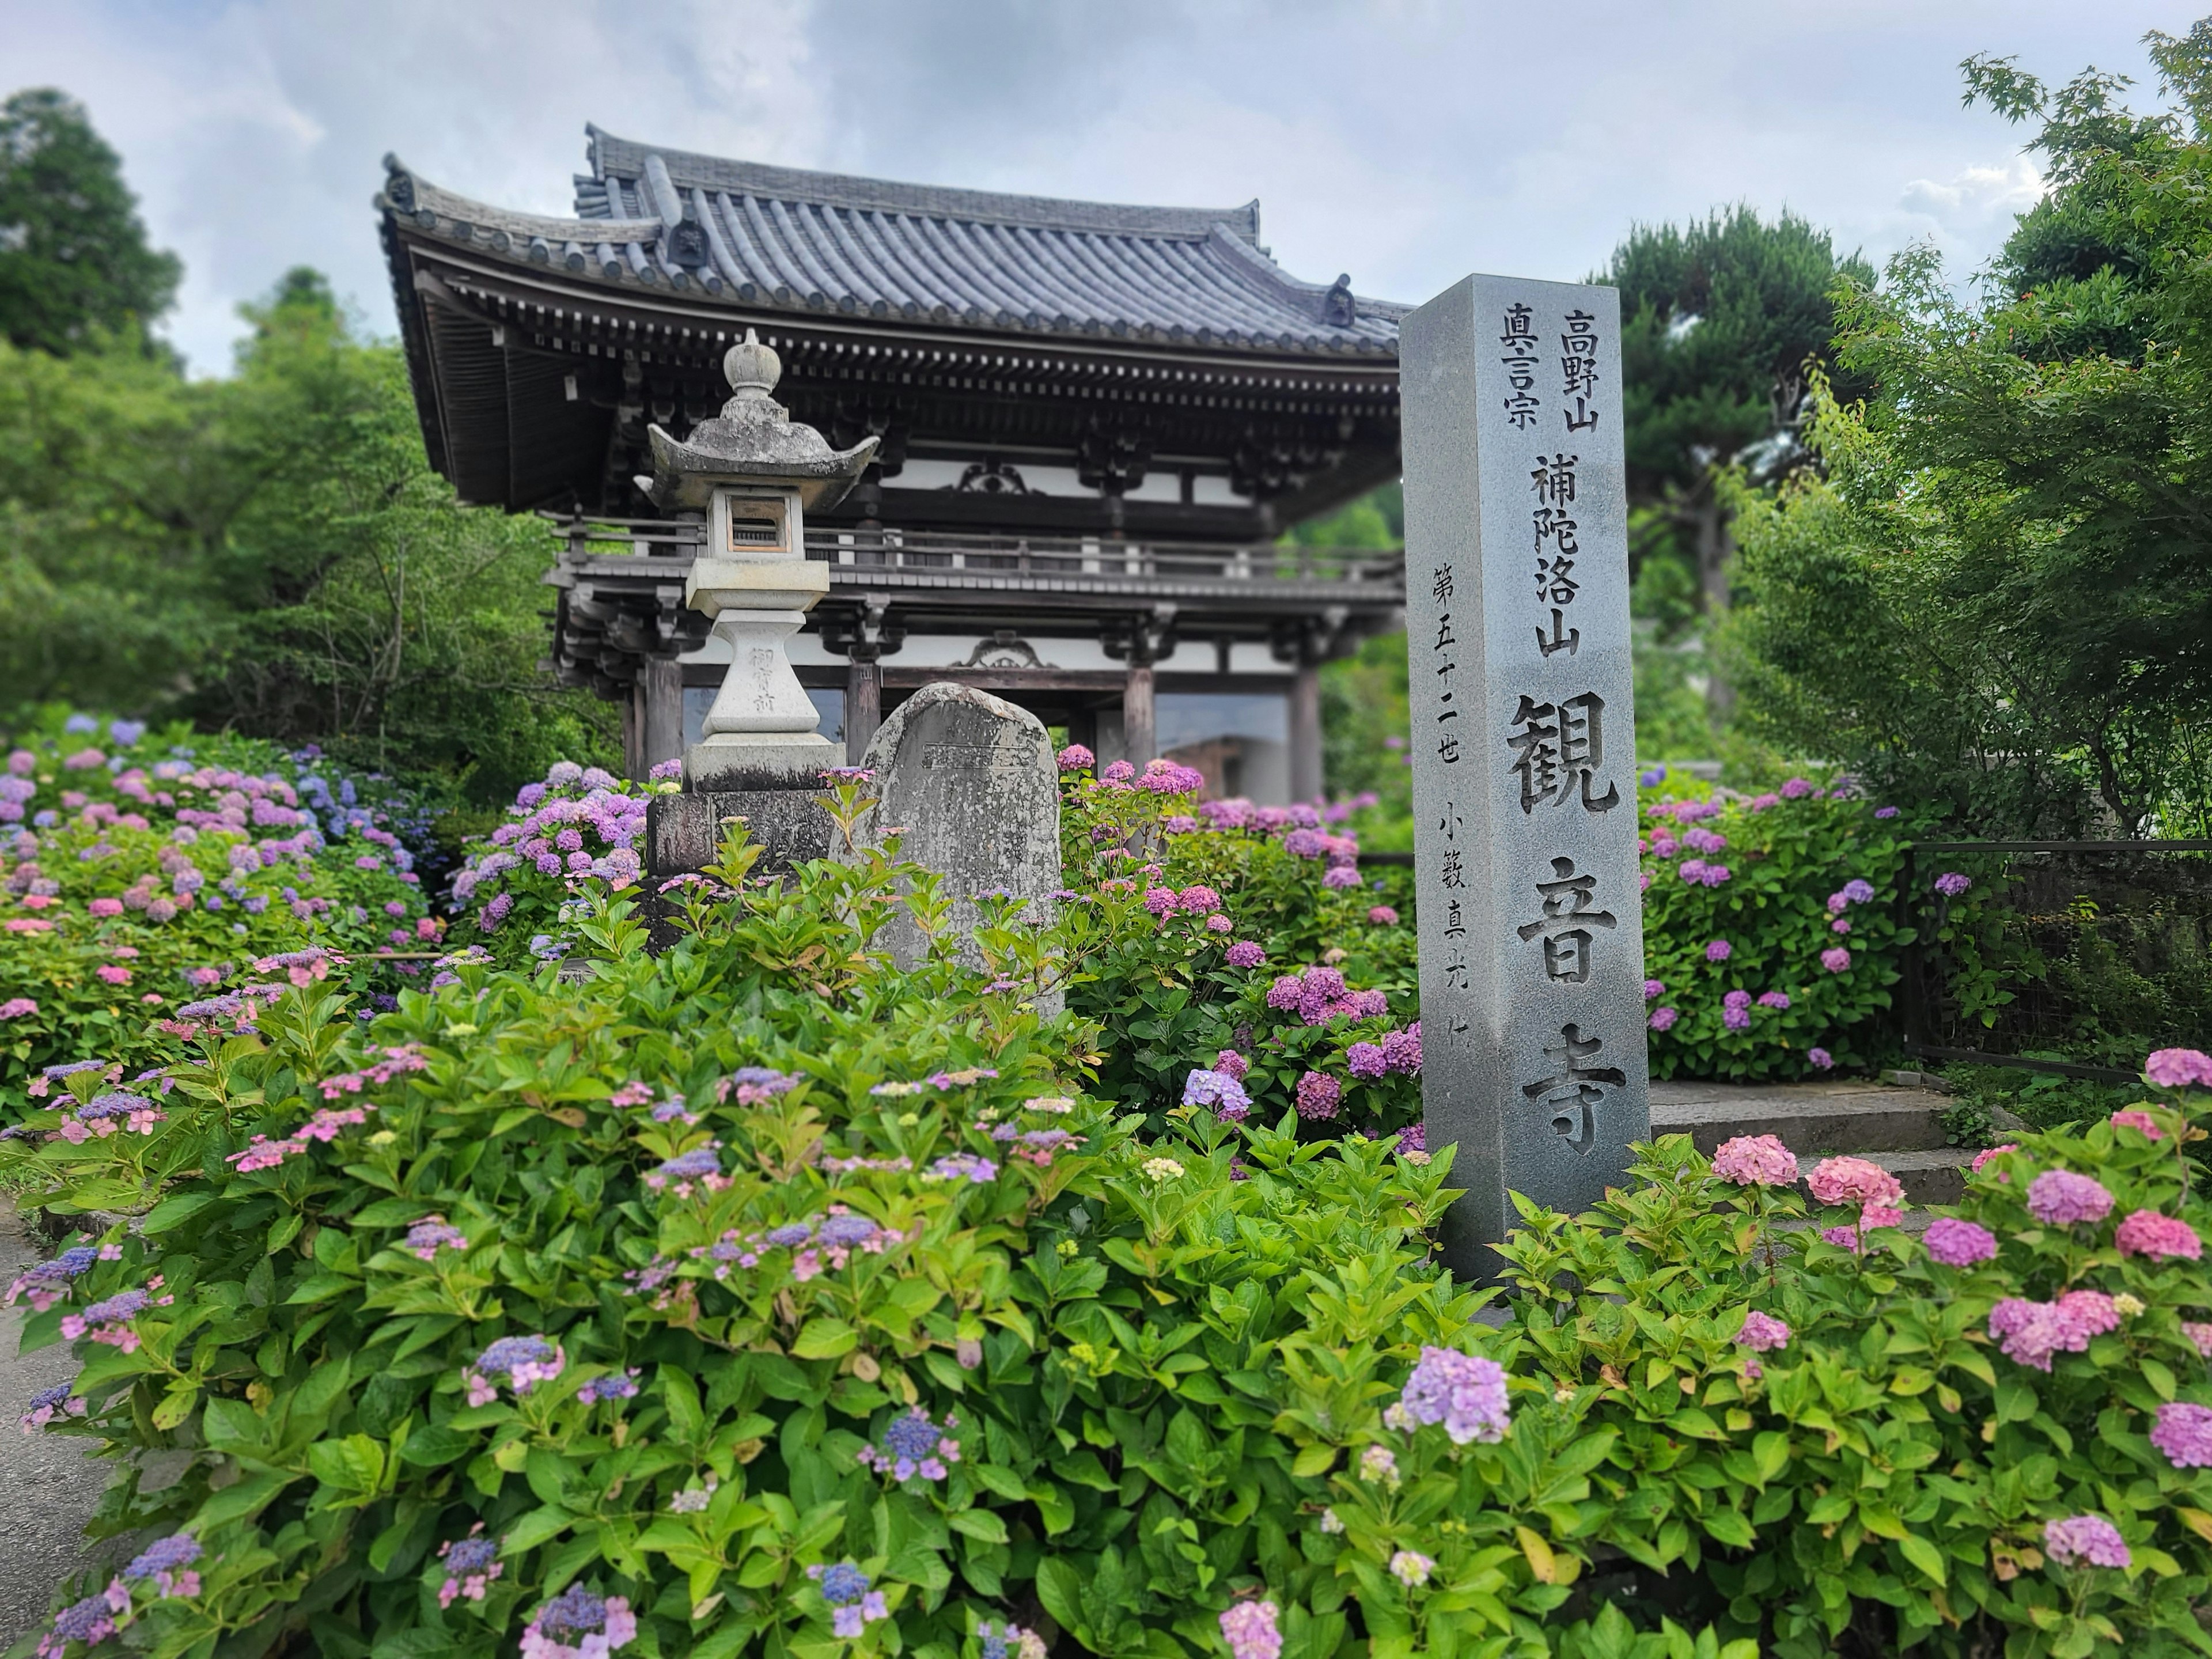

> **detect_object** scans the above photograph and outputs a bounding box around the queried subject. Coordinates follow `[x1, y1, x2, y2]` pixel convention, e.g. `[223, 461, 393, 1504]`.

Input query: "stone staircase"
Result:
[1649, 1075, 1973, 1209]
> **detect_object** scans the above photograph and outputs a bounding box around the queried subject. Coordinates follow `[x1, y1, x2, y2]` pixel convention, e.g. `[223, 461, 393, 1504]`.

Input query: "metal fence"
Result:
[1899, 840, 2212, 1083]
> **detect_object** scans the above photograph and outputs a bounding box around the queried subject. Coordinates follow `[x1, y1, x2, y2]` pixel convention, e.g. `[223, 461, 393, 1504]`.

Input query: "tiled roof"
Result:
[379, 127, 1403, 357]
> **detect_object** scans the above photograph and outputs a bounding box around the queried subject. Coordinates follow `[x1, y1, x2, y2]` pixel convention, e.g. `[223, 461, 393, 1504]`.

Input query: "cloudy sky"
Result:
[1, 0, 2199, 374]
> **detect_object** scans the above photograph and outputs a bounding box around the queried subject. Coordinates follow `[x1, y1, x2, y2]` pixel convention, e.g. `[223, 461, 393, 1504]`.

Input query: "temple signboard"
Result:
[1399, 274, 1648, 1278]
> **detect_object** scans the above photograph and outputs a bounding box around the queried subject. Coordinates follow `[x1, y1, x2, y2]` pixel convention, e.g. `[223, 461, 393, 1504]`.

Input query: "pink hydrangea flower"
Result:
[1368, 905, 1399, 925]
[2116, 1209, 2202, 1261]
[2147, 1048, 2212, 1089]
[1225, 941, 1265, 968]
[1970, 1143, 2018, 1173]
[1648, 1006, 1678, 1032]
[1736, 1310, 1790, 1351]
[1820, 948, 1852, 974]
[2043, 1514, 2130, 1569]
[1806, 1156, 1904, 1210]
[1922, 1217, 1997, 1267]
[1219, 1601, 1282, 1659]
[2184, 1322, 2212, 1359]
[1712, 1134, 1798, 1187]
[1988, 1291, 2119, 1370]
[2025, 1169, 2113, 1226]
[2152, 1400, 2212, 1468]
[1055, 744, 1094, 772]
[1294, 1071, 1340, 1121]
[2110, 1108, 2164, 1139]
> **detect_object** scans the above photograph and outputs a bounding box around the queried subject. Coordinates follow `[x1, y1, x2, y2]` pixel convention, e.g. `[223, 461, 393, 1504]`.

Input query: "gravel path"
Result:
[0, 1198, 112, 1647]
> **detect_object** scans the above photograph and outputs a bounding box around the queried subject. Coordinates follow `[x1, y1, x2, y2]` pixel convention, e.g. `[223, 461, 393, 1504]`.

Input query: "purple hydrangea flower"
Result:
[1922, 1217, 1997, 1267]
[2152, 1400, 2212, 1468]
[1396, 1346, 1510, 1444]
[1182, 1068, 1252, 1120]
[2025, 1169, 2113, 1226]
[2044, 1514, 2130, 1569]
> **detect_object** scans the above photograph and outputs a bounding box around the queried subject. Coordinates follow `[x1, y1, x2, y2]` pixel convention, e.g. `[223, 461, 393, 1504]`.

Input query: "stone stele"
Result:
[1399, 272, 1649, 1281]
[853, 683, 1061, 974]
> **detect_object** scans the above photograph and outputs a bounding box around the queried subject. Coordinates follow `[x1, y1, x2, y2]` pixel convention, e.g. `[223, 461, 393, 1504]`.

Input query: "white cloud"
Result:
[0, 0, 2188, 371]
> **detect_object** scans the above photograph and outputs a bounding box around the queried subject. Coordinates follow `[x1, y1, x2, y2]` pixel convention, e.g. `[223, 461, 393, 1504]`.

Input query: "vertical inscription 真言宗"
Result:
[1399, 275, 1649, 1278]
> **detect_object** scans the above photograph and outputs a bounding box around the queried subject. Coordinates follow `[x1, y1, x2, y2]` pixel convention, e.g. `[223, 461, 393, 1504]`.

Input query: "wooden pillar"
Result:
[846, 656, 882, 763]
[1066, 704, 1099, 756]
[640, 657, 683, 777]
[1290, 662, 1323, 802]
[622, 683, 643, 782]
[1124, 665, 1156, 768]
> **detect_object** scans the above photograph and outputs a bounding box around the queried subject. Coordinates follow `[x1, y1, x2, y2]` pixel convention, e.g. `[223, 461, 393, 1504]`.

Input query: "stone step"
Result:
[1650, 1078, 1953, 1156]
[1863, 1147, 1972, 1209]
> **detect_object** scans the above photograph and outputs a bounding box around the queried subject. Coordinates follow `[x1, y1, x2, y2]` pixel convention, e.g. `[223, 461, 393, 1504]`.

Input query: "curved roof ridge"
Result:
[586, 123, 1260, 244]
[385, 157, 662, 245]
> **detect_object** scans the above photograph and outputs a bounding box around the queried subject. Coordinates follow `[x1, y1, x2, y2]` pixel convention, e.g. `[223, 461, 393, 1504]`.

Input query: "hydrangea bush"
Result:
[16, 782, 2212, 1659]
[0, 713, 441, 1109]
[1638, 774, 1960, 1081]
[5, 816, 1730, 1659]
[1050, 752, 1419, 1130]
[448, 762, 672, 964]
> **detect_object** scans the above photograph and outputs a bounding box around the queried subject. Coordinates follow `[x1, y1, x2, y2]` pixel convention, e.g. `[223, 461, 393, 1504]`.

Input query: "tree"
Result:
[1595, 210, 1872, 741]
[1721, 22, 2212, 836]
[0, 88, 179, 354]
[0, 267, 616, 800]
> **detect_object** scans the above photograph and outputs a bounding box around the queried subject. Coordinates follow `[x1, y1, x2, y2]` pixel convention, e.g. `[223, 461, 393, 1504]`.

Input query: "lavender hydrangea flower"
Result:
[805, 1560, 889, 1640]
[122, 1533, 201, 1597]
[40, 1592, 118, 1658]
[1398, 1346, 1510, 1444]
[521, 1585, 635, 1659]
[1182, 1068, 1252, 1119]
[858, 1406, 962, 1481]
[2152, 1401, 2212, 1468]
[2043, 1514, 2130, 1569]
[2025, 1169, 2113, 1226]
[437, 1531, 503, 1607]
[464, 1335, 564, 1405]
[1219, 1601, 1282, 1659]
[1934, 872, 1972, 897]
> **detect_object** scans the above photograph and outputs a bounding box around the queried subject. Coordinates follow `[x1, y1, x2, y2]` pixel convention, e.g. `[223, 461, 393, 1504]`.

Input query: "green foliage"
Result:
[1639, 776, 1936, 1081]
[0, 711, 441, 1109]
[1722, 30, 2212, 836]
[1319, 632, 1412, 830]
[0, 88, 180, 355]
[15, 797, 2212, 1659]
[0, 269, 615, 801]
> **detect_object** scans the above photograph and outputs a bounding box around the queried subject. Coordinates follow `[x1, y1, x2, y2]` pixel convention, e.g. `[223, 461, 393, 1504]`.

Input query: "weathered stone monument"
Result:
[852, 683, 1061, 977]
[643, 329, 875, 907]
[1399, 275, 1649, 1279]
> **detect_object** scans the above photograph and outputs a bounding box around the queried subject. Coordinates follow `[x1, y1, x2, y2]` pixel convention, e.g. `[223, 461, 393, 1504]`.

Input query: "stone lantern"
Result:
[641, 328, 876, 789]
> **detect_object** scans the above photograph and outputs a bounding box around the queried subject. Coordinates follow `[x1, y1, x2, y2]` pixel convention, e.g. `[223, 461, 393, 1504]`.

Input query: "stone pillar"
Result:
[1123, 665, 1156, 768]
[1290, 663, 1323, 802]
[639, 657, 683, 777]
[847, 655, 882, 764]
[1400, 272, 1647, 1281]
